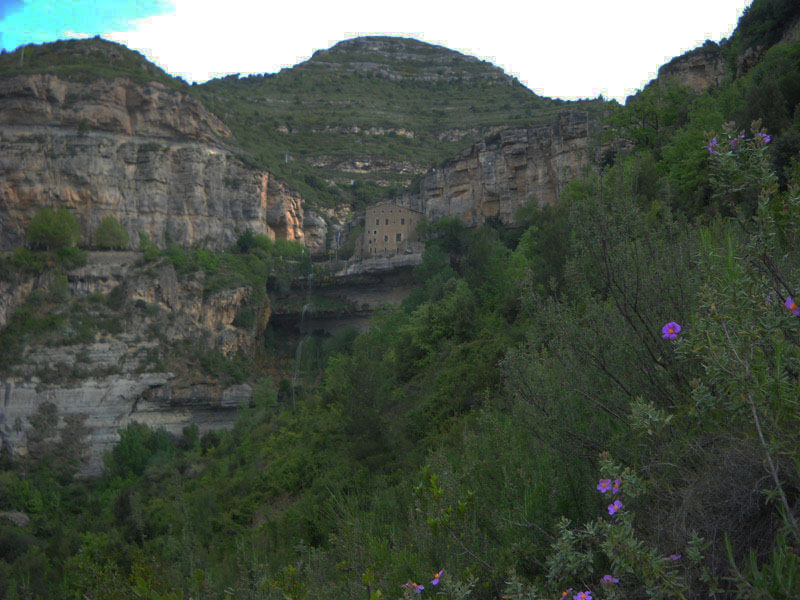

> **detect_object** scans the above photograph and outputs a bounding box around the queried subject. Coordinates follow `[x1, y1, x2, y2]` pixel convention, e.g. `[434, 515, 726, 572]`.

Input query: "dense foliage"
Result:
[2, 3, 800, 598]
[93, 216, 131, 250]
[26, 207, 81, 250]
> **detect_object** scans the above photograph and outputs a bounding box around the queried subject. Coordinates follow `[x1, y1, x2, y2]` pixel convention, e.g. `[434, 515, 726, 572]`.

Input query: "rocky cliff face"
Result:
[656, 40, 729, 93]
[307, 36, 516, 84]
[0, 73, 328, 255]
[400, 112, 595, 226]
[1, 373, 250, 474]
[0, 251, 262, 473]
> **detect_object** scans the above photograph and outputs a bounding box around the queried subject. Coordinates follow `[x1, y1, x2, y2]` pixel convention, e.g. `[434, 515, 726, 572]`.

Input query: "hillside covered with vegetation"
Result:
[192, 36, 606, 210]
[2, 1, 800, 598]
[0, 37, 186, 90]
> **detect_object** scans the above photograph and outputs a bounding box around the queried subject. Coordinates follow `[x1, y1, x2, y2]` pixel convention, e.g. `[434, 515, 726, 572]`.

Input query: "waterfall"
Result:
[291, 271, 314, 409]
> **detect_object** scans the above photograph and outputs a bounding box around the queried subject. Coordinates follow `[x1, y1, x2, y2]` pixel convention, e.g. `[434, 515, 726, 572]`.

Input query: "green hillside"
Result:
[4, 2, 800, 597]
[193, 36, 607, 209]
[0, 37, 186, 90]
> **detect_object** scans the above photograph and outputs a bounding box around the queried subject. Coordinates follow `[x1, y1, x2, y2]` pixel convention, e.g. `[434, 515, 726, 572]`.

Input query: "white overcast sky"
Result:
[36, 0, 755, 103]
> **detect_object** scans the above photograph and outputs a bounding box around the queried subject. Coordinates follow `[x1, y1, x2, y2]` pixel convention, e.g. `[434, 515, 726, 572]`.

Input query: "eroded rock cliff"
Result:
[0, 73, 321, 253]
[401, 112, 595, 226]
[0, 252, 264, 473]
[656, 40, 729, 93]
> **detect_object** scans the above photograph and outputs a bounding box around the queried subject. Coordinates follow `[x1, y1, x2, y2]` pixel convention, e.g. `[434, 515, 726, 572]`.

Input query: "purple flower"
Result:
[404, 581, 424, 594]
[668, 554, 682, 561]
[729, 134, 745, 150]
[431, 569, 443, 586]
[608, 500, 623, 515]
[601, 575, 619, 584]
[707, 137, 719, 154]
[612, 478, 621, 494]
[756, 132, 771, 144]
[662, 322, 682, 339]
[786, 297, 800, 316]
[597, 478, 612, 493]
[573, 591, 593, 600]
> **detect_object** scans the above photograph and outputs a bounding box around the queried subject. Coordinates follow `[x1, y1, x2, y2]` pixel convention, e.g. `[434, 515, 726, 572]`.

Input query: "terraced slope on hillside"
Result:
[195, 36, 607, 209]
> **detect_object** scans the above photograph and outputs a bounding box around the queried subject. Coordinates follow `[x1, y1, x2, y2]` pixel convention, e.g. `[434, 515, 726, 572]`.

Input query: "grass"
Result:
[193, 36, 609, 207]
[0, 38, 186, 91]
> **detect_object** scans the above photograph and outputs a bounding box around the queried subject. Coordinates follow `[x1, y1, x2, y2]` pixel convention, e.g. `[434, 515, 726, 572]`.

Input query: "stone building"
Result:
[363, 201, 423, 256]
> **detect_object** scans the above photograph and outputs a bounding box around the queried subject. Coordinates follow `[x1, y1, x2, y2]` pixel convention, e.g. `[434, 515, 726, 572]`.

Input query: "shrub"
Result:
[232, 305, 255, 329]
[252, 233, 273, 253]
[93, 216, 130, 249]
[55, 246, 87, 269]
[49, 273, 70, 303]
[199, 430, 220, 455]
[27, 207, 81, 249]
[164, 243, 192, 271]
[105, 424, 175, 479]
[138, 233, 160, 262]
[194, 248, 219, 274]
[235, 229, 256, 253]
[272, 238, 306, 259]
[8, 247, 46, 275]
[106, 284, 126, 310]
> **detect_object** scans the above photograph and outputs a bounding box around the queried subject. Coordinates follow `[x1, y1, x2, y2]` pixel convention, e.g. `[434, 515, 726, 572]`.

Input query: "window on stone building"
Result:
[396, 233, 402, 242]
[401, 218, 405, 225]
[376, 219, 379, 225]
[384, 235, 388, 242]
[385, 219, 389, 225]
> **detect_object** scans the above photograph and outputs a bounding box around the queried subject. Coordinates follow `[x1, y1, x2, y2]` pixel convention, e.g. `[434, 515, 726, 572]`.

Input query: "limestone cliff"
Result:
[0, 72, 326, 254]
[656, 40, 729, 93]
[400, 112, 595, 227]
[0, 251, 264, 473]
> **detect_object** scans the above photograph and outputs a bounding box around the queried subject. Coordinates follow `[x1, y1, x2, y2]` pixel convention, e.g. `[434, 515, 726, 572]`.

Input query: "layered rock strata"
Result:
[0, 73, 322, 253]
[655, 40, 729, 93]
[0, 252, 262, 473]
[1, 374, 250, 474]
[400, 112, 595, 227]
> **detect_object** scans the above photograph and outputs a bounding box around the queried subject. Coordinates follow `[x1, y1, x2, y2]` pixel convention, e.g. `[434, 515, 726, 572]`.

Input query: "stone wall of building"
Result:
[363, 201, 423, 256]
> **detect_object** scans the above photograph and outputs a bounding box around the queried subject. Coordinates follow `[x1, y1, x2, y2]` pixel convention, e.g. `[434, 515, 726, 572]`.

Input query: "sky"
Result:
[0, 0, 753, 103]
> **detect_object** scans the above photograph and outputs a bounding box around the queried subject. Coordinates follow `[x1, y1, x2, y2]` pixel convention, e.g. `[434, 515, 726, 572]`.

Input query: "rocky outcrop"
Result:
[0, 251, 263, 473]
[307, 36, 515, 85]
[0, 511, 30, 527]
[302, 211, 328, 258]
[312, 125, 415, 138]
[0, 277, 35, 330]
[65, 252, 269, 358]
[400, 112, 595, 227]
[337, 252, 423, 277]
[0, 73, 232, 143]
[656, 40, 729, 93]
[307, 155, 423, 178]
[0, 73, 311, 251]
[0, 373, 249, 474]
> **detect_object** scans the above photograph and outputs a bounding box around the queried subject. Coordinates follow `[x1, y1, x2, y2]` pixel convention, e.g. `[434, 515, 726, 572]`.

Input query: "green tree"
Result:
[93, 215, 130, 249]
[26, 207, 81, 249]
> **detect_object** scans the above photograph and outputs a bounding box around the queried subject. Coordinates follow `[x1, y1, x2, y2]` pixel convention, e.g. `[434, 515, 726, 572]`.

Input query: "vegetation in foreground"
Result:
[1, 2, 800, 598]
